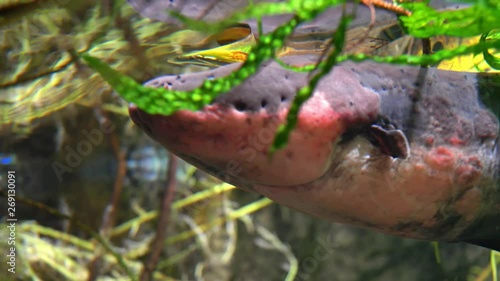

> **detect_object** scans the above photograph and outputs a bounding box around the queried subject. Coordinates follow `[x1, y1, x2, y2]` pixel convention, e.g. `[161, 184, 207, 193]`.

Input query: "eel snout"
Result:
[129, 58, 379, 187]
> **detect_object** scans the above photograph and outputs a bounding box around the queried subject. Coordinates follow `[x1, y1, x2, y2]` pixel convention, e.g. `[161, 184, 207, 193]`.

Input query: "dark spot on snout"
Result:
[143, 61, 303, 113]
[234, 101, 247, 111]
[214, 83, 295, 112]
[232, 98, 273, 111]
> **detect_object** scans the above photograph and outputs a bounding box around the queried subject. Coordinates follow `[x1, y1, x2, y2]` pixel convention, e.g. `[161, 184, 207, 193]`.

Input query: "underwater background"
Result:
[0, 0, 499, 280]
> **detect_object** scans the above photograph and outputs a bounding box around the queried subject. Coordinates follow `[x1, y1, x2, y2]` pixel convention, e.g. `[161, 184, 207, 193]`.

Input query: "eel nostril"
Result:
[261, 99, 268, 108]
[234, 101, 247, 111]
[131, 108, 153, 136]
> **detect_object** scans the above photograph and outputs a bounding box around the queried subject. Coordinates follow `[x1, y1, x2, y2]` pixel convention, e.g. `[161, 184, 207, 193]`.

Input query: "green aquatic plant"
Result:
[0, 0, 243, 138]
[400, 0, 500, 38]
[81, 14, 302, 115]
[83, 0, 500, 150]
[4, 1, 500, 280]
[1, 182, 274, 280]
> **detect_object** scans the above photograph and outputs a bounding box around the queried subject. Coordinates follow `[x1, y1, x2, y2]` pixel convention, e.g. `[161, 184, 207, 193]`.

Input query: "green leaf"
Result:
[82, 0, 500, 154]
[271, 13, 352, 151]
[400, 2, 500, 38]
[482, 30, 500, 70]
[80, 15, 302, 115]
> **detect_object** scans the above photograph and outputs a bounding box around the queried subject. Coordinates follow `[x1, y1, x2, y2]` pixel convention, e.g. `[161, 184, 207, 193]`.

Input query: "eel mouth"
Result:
[129, 105, 335, 187]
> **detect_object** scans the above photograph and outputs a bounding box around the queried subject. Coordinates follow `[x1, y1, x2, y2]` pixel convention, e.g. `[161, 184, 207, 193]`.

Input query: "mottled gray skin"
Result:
[343, 63, 500, 248]
[130, 57, 500, 250]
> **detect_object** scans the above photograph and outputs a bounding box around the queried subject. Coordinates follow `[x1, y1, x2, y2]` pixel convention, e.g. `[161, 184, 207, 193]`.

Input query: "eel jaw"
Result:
[253, 136, 490, 240]
[129, 92, 348, 187]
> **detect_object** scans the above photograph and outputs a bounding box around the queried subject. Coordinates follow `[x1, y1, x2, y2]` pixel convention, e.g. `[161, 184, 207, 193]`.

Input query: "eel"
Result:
[129, 55, 500, 251]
